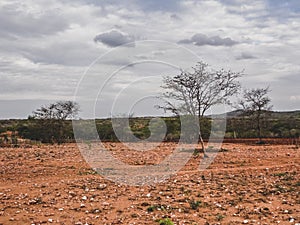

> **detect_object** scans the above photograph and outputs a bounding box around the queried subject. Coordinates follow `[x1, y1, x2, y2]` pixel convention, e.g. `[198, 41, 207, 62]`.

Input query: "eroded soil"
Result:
[0, 143, 299, 225]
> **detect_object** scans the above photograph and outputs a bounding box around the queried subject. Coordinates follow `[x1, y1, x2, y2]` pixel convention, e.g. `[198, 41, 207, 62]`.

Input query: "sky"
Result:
[0, 0, 300, 119]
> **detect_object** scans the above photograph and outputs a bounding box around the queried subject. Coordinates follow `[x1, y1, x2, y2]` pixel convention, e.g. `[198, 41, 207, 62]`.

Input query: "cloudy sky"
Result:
[0, 0, 299, 119]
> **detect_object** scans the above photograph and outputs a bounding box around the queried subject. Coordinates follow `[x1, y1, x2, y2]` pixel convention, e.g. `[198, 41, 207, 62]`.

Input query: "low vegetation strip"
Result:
[0, 110, 300, 145]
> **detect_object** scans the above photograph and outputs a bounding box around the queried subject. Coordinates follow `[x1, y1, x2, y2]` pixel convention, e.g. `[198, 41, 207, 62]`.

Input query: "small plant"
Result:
[274, 184, 286, 193]
[78, 168, 97, 175]
[180, 186, 185, 192]
[273, 172, 288, 177]
[189, 200, 201, 210]
[193, 149, 200, 156]
[147, 204, 173, 213]
[216, 213, 225, 221]
[147, 205, 157, 212]
[158, 218, 174, 225]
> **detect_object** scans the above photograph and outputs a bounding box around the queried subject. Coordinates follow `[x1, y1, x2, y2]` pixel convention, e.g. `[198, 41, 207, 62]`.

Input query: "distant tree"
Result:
[239, 87, 272, 143]
[32, 101, 79, 120]
[158, 61, 242, 151]
[24, 101, 79, 143]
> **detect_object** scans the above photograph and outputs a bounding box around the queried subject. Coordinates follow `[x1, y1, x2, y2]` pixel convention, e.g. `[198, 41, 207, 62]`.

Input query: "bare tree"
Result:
[158, 61, 242, 151]
[239, 87, 272, 143]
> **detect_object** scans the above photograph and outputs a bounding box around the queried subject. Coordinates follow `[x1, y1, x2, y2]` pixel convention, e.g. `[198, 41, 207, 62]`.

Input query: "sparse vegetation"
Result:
[158, 218, 174, 225]
[216, 213, 225, 221]
[0, 142, 299, 224]
[0, 109, 298, 145]
[189, 199, 201, 210]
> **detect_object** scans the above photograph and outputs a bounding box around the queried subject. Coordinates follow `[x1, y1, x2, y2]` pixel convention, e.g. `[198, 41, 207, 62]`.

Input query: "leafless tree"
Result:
[158, 61, 242, 151]
[239, 87, 272, 143]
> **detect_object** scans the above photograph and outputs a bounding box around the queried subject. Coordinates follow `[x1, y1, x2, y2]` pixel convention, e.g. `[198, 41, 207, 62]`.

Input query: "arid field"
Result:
[0, 143, 299, 225]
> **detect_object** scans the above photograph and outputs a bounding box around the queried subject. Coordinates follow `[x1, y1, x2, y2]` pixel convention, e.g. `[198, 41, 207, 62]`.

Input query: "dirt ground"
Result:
[0, 142, 299, 225]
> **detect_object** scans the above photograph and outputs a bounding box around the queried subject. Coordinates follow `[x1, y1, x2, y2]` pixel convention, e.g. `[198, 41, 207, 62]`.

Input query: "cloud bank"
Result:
[179, 33, 238, 46]
[0, 0, 299, 118]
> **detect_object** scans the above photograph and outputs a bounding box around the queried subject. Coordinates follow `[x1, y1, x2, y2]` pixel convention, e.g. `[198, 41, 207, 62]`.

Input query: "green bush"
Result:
[158, 218, 174, 225]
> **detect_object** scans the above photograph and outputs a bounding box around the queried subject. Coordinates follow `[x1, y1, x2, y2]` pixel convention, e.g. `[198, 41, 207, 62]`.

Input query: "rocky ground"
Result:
[0, 142, 299, 225]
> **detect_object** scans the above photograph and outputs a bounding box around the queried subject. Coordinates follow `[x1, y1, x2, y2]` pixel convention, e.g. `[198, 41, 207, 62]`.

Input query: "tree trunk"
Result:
[195, 129, 208, 158]
[198, 131, 205, 151]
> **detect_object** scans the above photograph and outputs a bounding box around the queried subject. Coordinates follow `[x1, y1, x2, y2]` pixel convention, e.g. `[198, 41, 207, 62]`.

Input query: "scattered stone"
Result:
[98, 184, 107, 190]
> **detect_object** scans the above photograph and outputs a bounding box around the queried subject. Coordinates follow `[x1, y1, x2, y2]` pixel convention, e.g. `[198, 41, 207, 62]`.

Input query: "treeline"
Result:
[226, 115, 300, 139]
[0, 111, 299, 144]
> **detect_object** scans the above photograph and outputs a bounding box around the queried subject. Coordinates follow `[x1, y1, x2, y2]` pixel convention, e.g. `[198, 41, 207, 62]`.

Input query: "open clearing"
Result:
[0, 143, 299, 225]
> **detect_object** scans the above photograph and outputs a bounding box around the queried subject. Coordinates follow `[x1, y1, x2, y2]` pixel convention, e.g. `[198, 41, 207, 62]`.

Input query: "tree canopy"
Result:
[32, 101, 79, 120]
[158, 61, 242, 150]
[239, 87, 272, 142]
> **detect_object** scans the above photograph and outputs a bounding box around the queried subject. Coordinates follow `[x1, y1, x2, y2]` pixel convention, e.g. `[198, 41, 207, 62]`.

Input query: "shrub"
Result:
[158, 218, 174, 225]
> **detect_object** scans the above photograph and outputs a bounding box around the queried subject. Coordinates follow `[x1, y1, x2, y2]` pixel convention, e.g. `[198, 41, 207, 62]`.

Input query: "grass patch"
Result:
[158, 218, 174, 225]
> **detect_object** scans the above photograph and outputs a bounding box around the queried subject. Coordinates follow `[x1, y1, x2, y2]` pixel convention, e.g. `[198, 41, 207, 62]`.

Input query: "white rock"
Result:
[98, 184, 107, 190]
[243, 220, 249, 224]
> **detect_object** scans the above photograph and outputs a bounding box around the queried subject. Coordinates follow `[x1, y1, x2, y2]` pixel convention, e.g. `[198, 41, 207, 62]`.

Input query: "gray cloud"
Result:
[170, 13, 182, 20]
[134, 0, 182, 12]
[236, 52, 256, 60]
[179, 33, 238, 47]
[94, 30, 135, 47]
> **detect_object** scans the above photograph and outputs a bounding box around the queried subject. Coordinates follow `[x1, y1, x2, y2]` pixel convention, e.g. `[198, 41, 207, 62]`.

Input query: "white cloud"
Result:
[0, 0, 300, 118]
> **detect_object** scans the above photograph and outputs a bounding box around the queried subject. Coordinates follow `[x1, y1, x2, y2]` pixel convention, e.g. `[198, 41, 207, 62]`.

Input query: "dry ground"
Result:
[0, 142, 299, 225]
